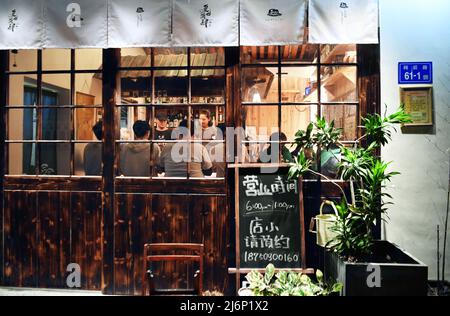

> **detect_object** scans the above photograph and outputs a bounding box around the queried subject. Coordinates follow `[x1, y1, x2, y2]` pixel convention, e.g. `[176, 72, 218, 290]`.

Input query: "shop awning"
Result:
[0, 0, 379, 49]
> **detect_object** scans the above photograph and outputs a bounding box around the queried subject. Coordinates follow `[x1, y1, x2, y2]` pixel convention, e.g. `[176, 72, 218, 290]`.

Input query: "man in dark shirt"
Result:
[154, 113, 172, 142]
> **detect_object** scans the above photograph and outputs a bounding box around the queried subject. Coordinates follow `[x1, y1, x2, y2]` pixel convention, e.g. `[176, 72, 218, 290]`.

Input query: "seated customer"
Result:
[157, 120, 213, 178]
[120, 120, 160, 177]
[83, 120, 103, 176]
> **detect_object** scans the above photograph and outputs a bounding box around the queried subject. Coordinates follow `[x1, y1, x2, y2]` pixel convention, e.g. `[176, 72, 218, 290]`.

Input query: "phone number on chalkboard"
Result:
[244, 251, 300, 263]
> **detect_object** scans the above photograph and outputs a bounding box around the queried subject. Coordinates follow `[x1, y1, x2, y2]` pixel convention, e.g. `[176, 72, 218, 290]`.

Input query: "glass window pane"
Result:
[39, 143, 71, 176]
[118, 141, 157, 177]
[76, 49, 103, 70]
[320, 66, 357, 102]
[191, 69, 225, 104]
[43, 49, 71, 71]
[240, 46, 278, 64]
[75, 73, 103, 105]
[280, 45, 319, 63]
[8, 75, 38, 106]
[75, 108, 103, 141]
[9, 50, 37, 72]
[242, 105, 279, 162]
[154, 48, 187, 67]
[120, 48, 150, 67]
[120, 70, 152, 104]
[42, 74, 71, 106]
[281, 105, 318, 141]
[241, 67, 278, 103]
[321, 44, 357, 64]
[118, 106, 152, 140]
[8, 108, 37, 141]
[321, 104, 357, 141]
[155, 71, 188, 104]
[8, 143, 36, 175]
[75, 142, 102, 176]
[40, 108, 72, 140]
[281, 66, 317, 103]
[191, 47, 225, 66]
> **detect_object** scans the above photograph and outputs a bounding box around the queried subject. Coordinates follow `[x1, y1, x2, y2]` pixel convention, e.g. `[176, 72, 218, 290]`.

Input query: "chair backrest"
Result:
[142, 243, 204, 296]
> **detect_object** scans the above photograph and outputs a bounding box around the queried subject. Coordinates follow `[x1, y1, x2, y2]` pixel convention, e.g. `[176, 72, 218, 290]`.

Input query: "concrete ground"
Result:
[0, 287, 104, 296]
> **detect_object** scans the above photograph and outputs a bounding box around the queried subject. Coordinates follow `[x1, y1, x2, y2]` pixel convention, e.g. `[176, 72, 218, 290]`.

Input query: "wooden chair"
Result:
[141, 243, 204, 296]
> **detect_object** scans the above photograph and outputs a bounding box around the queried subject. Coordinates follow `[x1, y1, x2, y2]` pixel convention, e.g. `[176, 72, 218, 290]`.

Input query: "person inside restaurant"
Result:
[157, 120, 213, 178]
[120, 120, 160, 177]
[154, 112, 173, 142]
[83, 120, 103, 176]
[198, 109, 217, 141]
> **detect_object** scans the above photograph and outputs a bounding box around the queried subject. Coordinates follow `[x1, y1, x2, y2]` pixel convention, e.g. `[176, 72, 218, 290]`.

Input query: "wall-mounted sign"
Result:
[400, 86, 433, 126]
[398, 62, 433, 84]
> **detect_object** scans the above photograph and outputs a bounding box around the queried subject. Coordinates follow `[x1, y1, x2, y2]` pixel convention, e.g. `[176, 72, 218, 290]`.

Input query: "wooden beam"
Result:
[101, 48, 120, 295]
[0, 50, 8, 285]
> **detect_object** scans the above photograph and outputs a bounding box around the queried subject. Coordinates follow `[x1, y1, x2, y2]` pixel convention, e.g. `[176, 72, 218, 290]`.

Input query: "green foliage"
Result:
[294, 122, 314, 149]
[289, 107, 409, 261]
[245, 264, 342, 296]
[329, 199, 373, 259]
[288, 151, 311, 179]
[314, 117, 342, 150]
[362, 106, 412, 147]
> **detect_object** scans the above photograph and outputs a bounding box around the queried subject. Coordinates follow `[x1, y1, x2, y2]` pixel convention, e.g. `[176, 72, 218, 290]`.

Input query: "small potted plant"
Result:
[240, 263, 342, 296]
[288, 107, 428, 296]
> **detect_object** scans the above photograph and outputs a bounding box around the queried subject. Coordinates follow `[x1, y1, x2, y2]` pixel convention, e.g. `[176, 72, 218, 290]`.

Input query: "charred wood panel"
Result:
[3, 191, 38, 287]
[71, 192, 102, 290]
[37, 191, 70, 288]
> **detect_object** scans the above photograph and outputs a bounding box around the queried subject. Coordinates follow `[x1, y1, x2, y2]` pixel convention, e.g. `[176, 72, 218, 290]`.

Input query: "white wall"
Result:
[380, 0, 450, 281]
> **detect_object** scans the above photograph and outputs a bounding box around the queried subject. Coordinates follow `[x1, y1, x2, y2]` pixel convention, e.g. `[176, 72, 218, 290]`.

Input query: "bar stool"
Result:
[141, 243, 204, 296]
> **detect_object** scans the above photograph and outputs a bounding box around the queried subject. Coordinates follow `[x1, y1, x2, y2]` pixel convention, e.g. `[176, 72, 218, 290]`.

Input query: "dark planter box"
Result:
[324, 240, 428, 296]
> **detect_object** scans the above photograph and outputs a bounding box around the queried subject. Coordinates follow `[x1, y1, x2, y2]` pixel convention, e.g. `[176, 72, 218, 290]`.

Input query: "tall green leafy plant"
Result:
[289, 107, 412, 261]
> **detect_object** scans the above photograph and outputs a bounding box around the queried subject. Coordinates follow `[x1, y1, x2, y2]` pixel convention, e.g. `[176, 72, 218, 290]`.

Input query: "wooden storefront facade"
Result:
[0, 45, 380, 295]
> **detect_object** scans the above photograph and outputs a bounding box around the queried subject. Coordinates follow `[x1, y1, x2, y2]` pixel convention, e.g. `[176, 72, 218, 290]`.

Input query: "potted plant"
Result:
[240, 264, 342, 296]
[288, 107, 428, 296]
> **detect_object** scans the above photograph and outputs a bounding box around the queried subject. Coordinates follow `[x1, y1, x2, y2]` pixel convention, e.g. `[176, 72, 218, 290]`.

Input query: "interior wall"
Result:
[380, 0, 450, 281]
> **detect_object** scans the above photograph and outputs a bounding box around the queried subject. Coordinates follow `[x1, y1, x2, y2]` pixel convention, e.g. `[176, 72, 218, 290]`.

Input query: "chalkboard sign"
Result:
[238, 169, 302, 269]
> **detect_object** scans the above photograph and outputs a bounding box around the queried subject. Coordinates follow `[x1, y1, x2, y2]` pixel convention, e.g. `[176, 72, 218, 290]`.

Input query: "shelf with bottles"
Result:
[190, 95, 225, 104]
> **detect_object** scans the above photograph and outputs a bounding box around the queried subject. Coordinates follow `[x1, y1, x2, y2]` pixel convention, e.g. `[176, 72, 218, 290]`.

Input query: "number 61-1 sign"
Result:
[398, 62, 433, 84]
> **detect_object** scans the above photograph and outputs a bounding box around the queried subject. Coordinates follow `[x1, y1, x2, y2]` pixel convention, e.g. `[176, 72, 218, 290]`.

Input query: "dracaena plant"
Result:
[289, 107, 412, 261]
